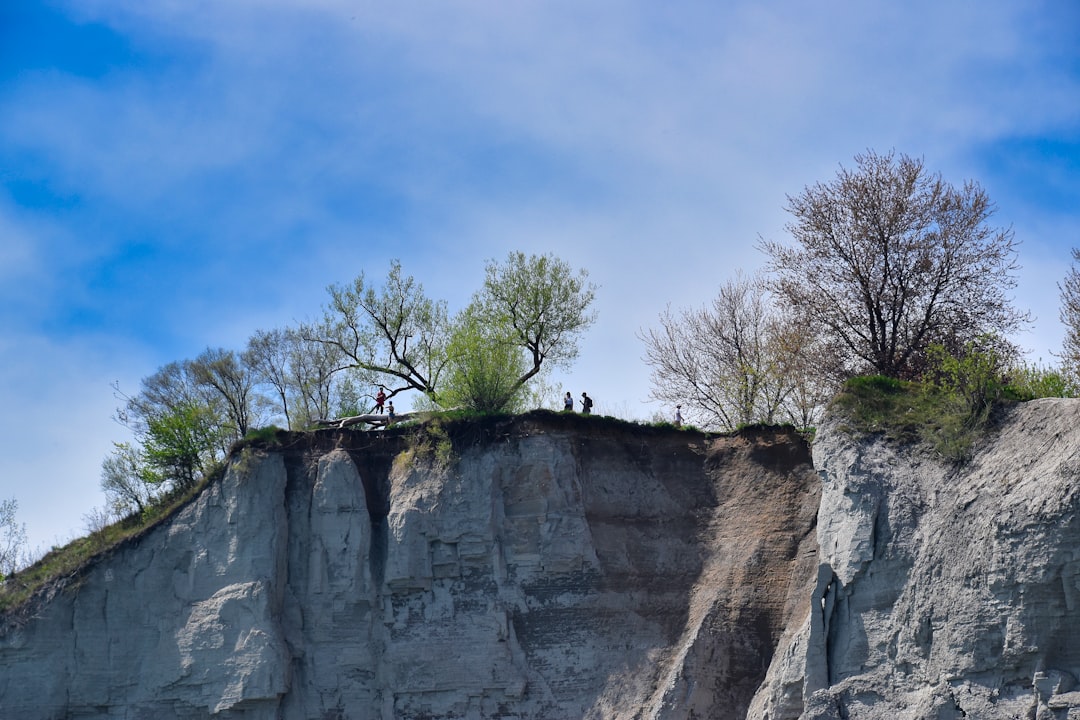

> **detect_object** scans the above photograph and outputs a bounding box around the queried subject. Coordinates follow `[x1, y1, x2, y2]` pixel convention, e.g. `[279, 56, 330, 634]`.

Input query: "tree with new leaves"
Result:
[114, 362, 229, 491]
[439, 305, 532, 413]
[100, 442, 159, 516]
[469, 252, 597, 399]
[191, 347, 262, 441]
[315, 260, 451, 406]
[761, 150, 1027, 379]
[315, 253, 596, 414]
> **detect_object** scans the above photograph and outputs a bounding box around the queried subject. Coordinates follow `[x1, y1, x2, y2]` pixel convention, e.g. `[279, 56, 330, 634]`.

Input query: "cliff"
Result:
[0, 413, 820, 719]
[750, 397, 1080, 720]
[7, 400, 1080, 719]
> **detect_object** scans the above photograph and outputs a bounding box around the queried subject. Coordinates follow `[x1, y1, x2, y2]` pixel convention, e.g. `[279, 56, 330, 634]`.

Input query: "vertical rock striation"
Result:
[0, 413, 819, 719]
[750, 398, 1080, 720]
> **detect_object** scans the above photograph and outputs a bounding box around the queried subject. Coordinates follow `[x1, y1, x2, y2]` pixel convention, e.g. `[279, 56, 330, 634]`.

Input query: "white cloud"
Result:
[0, 0, 1075, 547]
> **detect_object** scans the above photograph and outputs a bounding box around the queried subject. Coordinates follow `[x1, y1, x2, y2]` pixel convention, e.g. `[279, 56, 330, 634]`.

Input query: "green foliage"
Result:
[142, 402, 223, 492]
[924, 340, 1006, 423]
[833, 375, 977, 459]
[835, 341, 1030, 461]
[440, 307, 530, 413]
[472, 251, 598, 376]
[396, 418, 457, 475]
[1003, 361, 1078, 400]
[242, 426, 285, 446]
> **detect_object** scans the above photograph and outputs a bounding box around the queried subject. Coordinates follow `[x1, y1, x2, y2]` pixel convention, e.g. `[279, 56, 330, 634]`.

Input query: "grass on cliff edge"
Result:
[0, 475, 215, 615]
[831, 374, 1020, 462]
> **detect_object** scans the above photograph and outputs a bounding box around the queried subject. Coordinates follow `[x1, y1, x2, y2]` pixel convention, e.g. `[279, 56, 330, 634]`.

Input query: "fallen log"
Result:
[313, 412, 415, 429]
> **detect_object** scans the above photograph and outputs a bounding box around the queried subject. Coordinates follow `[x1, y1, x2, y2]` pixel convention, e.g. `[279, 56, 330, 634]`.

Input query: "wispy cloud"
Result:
[0, 0, 1077, 550]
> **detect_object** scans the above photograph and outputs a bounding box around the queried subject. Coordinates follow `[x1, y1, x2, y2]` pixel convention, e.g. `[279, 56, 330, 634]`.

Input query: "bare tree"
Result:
[761, 150, 1027, 379]
[100, 442, 158, 516]
[291, 324, 353, 424]
[191, 347, 263, 441]
[0, 498, 28, 578]
[244, 327, 298, 429]
[640, 273, 819, 431]
[1060, 248, 1080, 383]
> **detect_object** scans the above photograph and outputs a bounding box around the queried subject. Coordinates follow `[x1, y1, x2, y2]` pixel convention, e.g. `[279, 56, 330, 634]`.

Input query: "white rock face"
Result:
[750, 398, 1080, 720]
[0, 416, 819, 719]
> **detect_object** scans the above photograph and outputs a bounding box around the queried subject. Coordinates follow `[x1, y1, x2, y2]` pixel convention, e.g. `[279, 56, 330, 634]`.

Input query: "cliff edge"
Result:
[750, 397, 1080, 720]
[0, 413, 820, 719]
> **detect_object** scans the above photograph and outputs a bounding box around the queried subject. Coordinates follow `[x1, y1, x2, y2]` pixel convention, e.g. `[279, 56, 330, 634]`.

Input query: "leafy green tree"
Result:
[141, 402, 223, 492]
[100, 442, 159, 516]
[761, 150, 1027, 379]
[468, 251, 597, 396]
[315, 260, 450, 405]
[440, 306, 531, 413]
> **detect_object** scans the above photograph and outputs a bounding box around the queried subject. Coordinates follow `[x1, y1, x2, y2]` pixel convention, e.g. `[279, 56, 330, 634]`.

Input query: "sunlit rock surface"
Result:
[750, 398, 1080, 720]
[0, 413, 819, 719]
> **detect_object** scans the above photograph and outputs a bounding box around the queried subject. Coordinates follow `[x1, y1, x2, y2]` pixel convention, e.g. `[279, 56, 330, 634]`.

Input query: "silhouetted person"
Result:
[581, 392, 593, 414]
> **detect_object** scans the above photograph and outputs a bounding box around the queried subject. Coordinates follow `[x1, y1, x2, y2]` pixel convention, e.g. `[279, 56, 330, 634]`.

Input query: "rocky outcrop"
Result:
[750, 398, 1080, 720]
[0, 413, 820, 719]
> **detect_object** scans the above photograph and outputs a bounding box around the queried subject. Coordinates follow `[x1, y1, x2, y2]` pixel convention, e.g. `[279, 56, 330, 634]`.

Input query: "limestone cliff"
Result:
[0, 412, 820, 719]
[750, 398, 1080, 720]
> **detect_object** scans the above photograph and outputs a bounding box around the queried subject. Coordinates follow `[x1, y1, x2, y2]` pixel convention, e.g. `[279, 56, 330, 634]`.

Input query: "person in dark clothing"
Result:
[581, 392, 593, 414]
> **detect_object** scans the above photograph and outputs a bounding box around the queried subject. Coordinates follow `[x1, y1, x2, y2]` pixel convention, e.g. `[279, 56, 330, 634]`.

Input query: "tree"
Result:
[191, 347, 262, 441]
[100, 442, 158, 516]
[761, 150, 1027, 379]
[315, 260, 450, 405]
[1059, 248, 1080, 383]
[244, 327, 299, 429]
[313, 253, 596, 415]
[468, 251, 597, 398]
[141, 402, 222, 492]
[0, 498, 28, 578]
[115, 363, 229, 492]
[439, 306, 532, 413]
[641, 273, 824, 430]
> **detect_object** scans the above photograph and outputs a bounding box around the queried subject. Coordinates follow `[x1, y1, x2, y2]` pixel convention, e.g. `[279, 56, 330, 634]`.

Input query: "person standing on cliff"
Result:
[581, 392, 593, 414]
[564, 391, 574, 411]
[386, 402, 396, 424]
[674, 405, 682, 427]
[375, 387, 386, 414]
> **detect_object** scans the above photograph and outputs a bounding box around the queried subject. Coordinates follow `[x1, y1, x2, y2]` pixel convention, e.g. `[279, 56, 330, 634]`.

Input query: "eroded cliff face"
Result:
[750, 398, 1080, 720]
[0, 413, 820, 719]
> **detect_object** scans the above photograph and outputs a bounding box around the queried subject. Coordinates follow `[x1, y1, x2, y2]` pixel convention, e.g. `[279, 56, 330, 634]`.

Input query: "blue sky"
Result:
[1, 0, 1078, 554]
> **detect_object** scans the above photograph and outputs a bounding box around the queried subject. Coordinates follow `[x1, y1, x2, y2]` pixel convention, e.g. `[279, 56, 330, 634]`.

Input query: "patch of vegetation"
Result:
[394, 417, 458, 475]
[242, 425, 286, 446]
[832, 375, 977, 460]
[0, 468, 220, 615]
[831, 341, 1073, 462]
